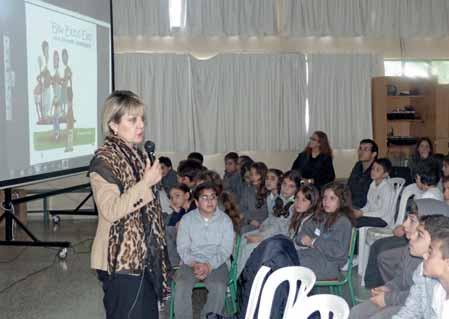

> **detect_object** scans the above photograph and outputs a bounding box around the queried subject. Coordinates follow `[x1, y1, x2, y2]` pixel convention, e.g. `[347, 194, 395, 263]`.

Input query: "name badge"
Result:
[314, 228, 321, 236]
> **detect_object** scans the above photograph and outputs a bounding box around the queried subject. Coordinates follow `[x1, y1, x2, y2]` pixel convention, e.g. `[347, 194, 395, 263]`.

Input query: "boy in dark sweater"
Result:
[223, 152, 243, 202]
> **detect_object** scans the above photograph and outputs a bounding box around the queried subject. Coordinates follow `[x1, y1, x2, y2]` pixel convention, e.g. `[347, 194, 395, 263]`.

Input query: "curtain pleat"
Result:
[114, 53, 307, 153]
[307, 54, 384, 149]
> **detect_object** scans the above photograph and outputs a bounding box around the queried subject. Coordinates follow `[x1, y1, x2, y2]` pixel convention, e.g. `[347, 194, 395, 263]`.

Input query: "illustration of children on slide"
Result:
[35, 40, 52, 124]
[65, 86, 75, 152]
[33, 43, 76, 149]
[51, 49, 62, 141]
[61, 48, 72, 116]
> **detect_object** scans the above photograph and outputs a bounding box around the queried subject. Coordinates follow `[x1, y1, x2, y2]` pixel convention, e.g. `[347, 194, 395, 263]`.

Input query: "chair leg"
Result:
[169, 281, 176, 319]
[336, 285, 343, 297]
[348, 278, 356, 306]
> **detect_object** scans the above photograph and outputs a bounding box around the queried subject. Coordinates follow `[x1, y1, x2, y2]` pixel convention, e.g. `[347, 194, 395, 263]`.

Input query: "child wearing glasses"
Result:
[175, 182, 234, 319]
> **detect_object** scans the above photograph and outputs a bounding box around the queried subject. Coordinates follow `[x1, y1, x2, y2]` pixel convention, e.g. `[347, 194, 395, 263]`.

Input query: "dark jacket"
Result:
[291, 152, 335, 189]
[206, 235, 300, 319]
[347, 160, 373, 209]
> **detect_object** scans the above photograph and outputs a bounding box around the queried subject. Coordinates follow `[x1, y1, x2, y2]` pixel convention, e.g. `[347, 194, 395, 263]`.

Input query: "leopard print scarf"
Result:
[89, 135, 169, 299]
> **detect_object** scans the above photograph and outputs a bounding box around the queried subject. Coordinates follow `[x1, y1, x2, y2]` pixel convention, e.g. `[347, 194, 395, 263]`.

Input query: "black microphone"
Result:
[144, 140, 156, 165]
[143, 140, 161, 198]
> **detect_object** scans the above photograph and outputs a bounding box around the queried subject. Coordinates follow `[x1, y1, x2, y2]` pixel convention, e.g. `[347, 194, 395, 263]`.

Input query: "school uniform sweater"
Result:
[361, 179, 395, 226]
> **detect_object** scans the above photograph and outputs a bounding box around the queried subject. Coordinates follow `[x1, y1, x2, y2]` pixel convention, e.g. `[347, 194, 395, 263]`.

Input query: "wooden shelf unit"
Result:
[372, 77, 449, 158]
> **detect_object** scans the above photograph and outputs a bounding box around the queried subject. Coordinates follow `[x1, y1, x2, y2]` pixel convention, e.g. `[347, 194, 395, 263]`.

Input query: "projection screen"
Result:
[0, 0, 112, 188]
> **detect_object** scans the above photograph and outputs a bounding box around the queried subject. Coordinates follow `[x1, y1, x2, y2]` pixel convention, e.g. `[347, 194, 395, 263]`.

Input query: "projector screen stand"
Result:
[0, 188, 70, 249]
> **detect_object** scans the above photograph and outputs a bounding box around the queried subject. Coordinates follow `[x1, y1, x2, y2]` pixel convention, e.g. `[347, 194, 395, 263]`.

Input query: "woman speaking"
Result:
[89, 90, 169, 319]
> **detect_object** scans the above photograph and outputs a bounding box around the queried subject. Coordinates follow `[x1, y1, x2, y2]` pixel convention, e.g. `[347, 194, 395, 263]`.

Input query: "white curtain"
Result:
[112, 0, 170, 37]
[307, 54, 384, 149]
[114, 53, 307, 153]
[114, 54, 195, 152]
[113, 0, 449, 38]
[190, 54, 307, 153]
[283, 0, 449, 38]
[184, 0, 278, 36]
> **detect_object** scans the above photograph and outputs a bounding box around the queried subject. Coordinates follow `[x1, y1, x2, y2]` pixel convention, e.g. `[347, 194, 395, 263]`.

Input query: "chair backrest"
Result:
[387, 177, 406, 227]
[394, 183, 423, 226]
[286, 294, 350, 319]
[346, 228, 357, 273]
[257, 266, 316, 319]
[244, 266, 271, 319]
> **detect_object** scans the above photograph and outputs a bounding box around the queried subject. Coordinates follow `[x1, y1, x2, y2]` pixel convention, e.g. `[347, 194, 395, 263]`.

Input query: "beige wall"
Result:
[115, 36, 449, 59]
[23, 149, 357, 214]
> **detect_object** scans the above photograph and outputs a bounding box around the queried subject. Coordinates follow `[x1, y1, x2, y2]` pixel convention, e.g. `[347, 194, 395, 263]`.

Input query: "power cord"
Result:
[0, 253, 58, 295]
[0, 248, 27, 264]
[0, 238, 94, 295]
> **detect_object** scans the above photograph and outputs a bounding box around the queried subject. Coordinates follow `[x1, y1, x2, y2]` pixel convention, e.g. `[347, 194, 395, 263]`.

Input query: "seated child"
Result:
[175, 182, 234, 319]
[160, 156, 178, 193]
[415, 161, 443, 201]
[177, 159, 204, 190]
[265, 168, 283, 216]
[350, 203, 449, 319]
[166, 183, 192, 267]
[167, 183, 192, 227]
[223, 152, 243, 202]
[354, 158, 395, 228]
[194, 169, 241, 232]
[392, 215, 449, 319]
[289, 184, 320, 242]
[423, 229, 449, 318]
[295, 182, 355, 280]
[237, 170, 301, 275]
[239, 162, 269, 233]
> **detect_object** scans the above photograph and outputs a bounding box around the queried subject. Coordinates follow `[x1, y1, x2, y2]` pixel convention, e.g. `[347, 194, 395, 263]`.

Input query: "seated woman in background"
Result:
[407, 137, 434, 182]
[291, 130, 335, 189]
[295, 182, 355, 280]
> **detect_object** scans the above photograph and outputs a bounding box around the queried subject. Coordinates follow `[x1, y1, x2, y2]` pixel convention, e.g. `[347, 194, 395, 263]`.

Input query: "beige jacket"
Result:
[90, 172, 154, 271]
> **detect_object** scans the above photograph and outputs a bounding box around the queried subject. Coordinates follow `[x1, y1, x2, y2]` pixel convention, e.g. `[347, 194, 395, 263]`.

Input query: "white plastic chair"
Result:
[286, 294, 349, 319]
[366, 183, 422, 246]
[257, 266, 316, 319]
[357, 178, 405, 280]
[244, 266, 271, 319]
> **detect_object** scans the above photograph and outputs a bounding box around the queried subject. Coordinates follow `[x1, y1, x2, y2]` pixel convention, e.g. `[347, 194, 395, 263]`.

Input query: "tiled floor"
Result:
[0, 219, 370, 319]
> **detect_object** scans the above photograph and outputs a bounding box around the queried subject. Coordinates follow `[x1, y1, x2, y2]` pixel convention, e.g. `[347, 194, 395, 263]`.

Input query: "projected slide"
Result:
[26, 2, 97, 165]
[0, 0, 111, 187]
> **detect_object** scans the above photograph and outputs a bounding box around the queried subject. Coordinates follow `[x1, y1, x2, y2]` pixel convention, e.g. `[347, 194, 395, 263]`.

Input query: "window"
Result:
[431, 61, 449, 84]
[384, 61, 402, 77]
[169, 0, 186, 30]
[384, 60, 449, 84]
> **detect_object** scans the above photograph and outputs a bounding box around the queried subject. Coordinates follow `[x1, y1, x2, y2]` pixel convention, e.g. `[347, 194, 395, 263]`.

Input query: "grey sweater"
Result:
[295, 214, 352, 280]
[176, 208, 234, 270]
[384, 245, 422, 307]
[239, 184, 268, 232]
[223, 171, 243, 203]
[392, 262, 440, 319]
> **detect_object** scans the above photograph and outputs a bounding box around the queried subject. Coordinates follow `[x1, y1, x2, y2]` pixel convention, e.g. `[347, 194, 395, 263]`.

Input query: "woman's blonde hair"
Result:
[101, 90, 144, 136]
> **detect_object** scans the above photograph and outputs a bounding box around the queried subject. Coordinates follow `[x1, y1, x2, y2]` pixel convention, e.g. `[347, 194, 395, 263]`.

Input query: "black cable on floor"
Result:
[0, 253, 58, 295]
[0, 248, 27, 264]
[0, 238, 94, 295]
